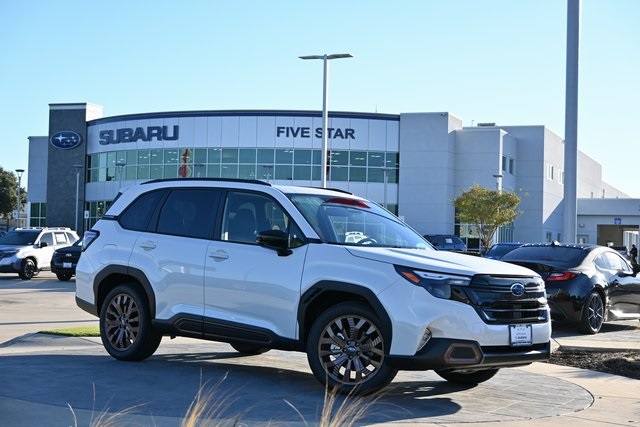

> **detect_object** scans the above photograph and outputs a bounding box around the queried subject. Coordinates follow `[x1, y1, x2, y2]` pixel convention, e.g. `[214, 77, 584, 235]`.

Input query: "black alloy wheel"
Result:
[306, 302, 397, 395]
[578, 291, 604, 334]
[19, 259, 36, 280]
[99, 285, 162, 361]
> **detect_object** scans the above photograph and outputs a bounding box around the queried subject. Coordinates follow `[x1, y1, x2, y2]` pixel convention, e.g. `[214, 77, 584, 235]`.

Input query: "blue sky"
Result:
[1, 1, 638, 195]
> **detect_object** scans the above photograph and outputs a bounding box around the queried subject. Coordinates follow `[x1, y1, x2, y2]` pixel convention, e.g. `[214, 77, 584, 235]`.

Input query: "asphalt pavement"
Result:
[1, 272, 639, 426]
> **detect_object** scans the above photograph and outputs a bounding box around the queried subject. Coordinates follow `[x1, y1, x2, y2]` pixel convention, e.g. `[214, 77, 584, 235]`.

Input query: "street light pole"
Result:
[299, 53, 352, 188]
[73, 164, 83, 232]
[15, 169, 24, 228]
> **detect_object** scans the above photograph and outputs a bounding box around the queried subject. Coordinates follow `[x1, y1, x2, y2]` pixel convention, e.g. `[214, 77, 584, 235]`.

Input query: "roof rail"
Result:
[141, 178, 270, 186]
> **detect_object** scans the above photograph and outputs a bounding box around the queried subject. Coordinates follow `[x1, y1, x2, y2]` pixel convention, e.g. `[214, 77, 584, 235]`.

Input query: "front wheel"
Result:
[100, 285, 162, 361]
[435, 368, 499, 385]
[306, 302, 397, 395]
[578, 291, 604, 334]
[18, 259, 36, 280]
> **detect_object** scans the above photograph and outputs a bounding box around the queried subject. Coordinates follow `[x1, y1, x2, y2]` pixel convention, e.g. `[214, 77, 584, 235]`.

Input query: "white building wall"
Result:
[455, 127, 504, 193]
[398, 112, 462, 235]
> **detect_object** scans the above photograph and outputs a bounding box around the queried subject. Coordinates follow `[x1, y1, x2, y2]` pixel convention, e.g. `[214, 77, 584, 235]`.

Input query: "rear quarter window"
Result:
[119, 190, 166, 231]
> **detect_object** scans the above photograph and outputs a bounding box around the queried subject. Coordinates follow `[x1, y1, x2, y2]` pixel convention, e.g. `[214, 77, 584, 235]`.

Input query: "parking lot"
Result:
[1, 272, 639, 426]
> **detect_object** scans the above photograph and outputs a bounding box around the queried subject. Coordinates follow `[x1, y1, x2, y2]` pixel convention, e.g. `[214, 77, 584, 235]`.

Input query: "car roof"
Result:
[106, 178, 361, 215]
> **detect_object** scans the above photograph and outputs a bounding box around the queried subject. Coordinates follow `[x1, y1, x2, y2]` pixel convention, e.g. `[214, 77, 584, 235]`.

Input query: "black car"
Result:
[484, 242, 524, 259]
[423, 234, 467, 251]
[501, 242, 640, 334]
[50, 239, 82, 281]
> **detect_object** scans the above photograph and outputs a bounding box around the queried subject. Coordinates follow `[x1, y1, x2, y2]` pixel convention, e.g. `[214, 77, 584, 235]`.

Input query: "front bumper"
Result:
[386, 337, 551, 370]
[51, 260, 78, 275]
[0, 256, 21, 273]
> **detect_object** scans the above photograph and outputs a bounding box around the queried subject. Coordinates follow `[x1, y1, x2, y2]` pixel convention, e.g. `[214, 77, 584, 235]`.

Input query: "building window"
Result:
[545, 231, 553, 242]
[29, 203, 46, 227]
[558, 169, 565, 185]
[509, 158, 515, 174]
[502, 155, 507, 172]
[87, 148, 400, 185]
[546, 164, 554, 180]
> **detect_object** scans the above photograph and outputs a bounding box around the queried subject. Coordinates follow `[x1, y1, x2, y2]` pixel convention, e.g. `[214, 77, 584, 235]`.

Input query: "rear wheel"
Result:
[100, 285, 162, 361]
[18, 259, 36, 280]
[435, 368, 499, 385]
[56, 273, 72, 281]
[578, 291, 604, 334]
[230, 343, 270, 355]
[306, 302, 397, 395]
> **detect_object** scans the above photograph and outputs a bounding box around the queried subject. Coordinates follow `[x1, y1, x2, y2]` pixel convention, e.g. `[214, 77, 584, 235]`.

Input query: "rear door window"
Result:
[156, 189, 221, 239]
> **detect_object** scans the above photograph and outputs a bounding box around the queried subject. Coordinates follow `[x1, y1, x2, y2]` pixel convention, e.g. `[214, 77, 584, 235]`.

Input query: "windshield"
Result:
[0, 230, 41, 246]
[288, 194, 431, 249]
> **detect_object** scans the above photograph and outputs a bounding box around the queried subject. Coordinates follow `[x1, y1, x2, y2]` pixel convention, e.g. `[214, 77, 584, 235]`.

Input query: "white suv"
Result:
[75, 179, 551, 394]
[0, 227, 79, 279]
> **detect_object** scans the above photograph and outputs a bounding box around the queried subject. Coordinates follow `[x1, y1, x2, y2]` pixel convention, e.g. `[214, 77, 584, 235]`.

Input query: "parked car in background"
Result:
[423, 234, 467, 251]
[51, 239, 82, 281]
[501, 242, 640, 334]
[484, 242, 524, 260]
[0, 227, 79, 279]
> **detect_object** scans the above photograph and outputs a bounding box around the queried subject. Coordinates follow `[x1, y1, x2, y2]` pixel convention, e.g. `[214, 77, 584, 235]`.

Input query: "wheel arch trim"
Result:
[298, 280, 392, 350]
[93, 265, 157, 318]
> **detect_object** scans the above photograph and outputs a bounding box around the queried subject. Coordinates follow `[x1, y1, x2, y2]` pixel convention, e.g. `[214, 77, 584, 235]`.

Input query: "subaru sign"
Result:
[50, 131, 82, 150]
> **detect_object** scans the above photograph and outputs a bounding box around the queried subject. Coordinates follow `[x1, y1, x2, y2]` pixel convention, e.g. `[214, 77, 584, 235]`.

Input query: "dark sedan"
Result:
[501, 242, 640, 334]
[50, 239, 82, 281]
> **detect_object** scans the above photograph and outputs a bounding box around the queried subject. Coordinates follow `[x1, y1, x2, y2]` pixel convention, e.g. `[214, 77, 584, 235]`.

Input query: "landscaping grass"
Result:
[40, 326, 100, 337]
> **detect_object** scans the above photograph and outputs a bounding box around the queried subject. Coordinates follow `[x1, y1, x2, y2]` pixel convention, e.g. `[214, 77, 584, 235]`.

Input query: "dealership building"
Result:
[24, 102, 640, 250]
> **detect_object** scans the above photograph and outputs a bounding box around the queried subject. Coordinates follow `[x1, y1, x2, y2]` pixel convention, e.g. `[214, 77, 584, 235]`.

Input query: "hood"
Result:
[0, 244, 25, 251]
[346, 247, 539, 277]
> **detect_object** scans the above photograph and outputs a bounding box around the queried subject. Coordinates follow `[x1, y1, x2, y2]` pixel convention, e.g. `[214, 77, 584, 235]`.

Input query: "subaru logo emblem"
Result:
[50, 131, 82, 150]
[510, 282, 526, 296]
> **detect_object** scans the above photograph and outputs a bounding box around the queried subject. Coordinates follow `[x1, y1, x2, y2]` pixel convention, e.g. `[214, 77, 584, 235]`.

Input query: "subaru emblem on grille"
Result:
[510, 283, 526, 296]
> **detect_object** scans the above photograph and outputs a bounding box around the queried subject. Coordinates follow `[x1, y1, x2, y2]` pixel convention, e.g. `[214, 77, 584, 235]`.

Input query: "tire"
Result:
[306, 302, 397, 395]
[99, 285, 162, 361]
[230, 343, 271, 355]
[56, 273, 72, 281]
[18, 259, 36, 280]
[435, 368, 499, 385]
[578, 291, 604, 334]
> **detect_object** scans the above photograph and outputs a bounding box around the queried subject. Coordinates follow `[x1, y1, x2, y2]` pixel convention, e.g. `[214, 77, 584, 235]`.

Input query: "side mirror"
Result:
[257, 229, 292, 256]
[39, 242, 48, 248]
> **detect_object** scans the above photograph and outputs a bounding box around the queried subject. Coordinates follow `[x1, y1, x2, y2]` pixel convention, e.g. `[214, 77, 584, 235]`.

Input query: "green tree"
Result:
[0, 166, 26, 228]
[454, 185, 521, 253]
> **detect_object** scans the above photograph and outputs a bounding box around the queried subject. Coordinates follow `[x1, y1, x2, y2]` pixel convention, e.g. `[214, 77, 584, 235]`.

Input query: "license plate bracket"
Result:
[509, 324, 532, 346]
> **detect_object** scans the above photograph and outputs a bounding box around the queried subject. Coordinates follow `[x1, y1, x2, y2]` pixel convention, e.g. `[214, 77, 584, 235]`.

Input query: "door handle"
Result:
[209, 250, 229, 260]
[139, 241, 157, 251]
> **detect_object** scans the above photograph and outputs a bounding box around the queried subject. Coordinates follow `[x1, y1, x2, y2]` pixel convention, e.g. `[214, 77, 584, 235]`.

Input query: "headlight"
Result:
[395, 265, 471, 300]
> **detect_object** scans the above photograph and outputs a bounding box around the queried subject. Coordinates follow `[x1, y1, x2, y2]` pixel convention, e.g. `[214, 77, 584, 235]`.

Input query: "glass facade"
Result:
[88, 148, 399, 184]
[29, 203, 46, 227]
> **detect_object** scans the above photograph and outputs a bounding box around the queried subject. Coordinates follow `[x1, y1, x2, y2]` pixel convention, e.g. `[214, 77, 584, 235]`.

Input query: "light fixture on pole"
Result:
[73, 164, 83, 232]
[299, 53, 353, 188]
[15, 169, 24, 228]
[115, 162, 126, 188]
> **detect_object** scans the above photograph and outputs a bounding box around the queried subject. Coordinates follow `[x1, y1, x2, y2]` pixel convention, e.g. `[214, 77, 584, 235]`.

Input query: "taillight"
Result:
[81, 230, 99, 251]
[546, 271, 578, 282]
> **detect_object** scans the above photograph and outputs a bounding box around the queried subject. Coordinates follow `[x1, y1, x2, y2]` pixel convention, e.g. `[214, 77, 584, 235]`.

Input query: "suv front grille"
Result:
[456, 275, 549, 325]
